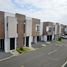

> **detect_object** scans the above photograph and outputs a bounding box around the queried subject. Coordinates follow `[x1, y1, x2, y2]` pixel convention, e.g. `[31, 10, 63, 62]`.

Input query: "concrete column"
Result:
[5, 38, 10, 52]
[24, 37, 26, 47]
[15, 38, 17, 50]
[52, 34, 55, 40]
[34, 36, 37, 44]
[41, 36, 44, 41]
[29, 36, 32, 47]
[4, 13, 10, 52]
[44, 35, 47, 42]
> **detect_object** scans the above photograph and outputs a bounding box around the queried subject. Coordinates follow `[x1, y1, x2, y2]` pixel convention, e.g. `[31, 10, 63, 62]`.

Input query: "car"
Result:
[61, 35, 67, 39]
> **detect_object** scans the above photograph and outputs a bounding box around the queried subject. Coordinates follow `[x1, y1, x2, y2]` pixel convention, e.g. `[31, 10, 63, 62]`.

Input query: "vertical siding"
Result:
[16, 13, 25, 48]
[43, 22, 46, 35]
[32, 18, 40, 36]
[0, 11, 5, 39]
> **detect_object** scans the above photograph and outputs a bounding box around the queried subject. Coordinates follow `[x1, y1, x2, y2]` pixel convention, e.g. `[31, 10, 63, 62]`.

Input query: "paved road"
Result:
[0, 39, 67, 67]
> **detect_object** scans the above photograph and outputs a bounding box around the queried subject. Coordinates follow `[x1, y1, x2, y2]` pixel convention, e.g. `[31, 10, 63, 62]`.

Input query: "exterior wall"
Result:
[54, 23, 60, 40]
[16, 13, 25, 48]
[7, 16, 18, 38]
[25, 17, 32, 36]
[44, 35, 47, 41]
[32, 18, 40, 43]
[24, 17, 32, 47]
[4, 12, 17, 52]
[43, 22, 54, 41]
[0, 11, 5, 39]
[55, 23, 59, 35]
[59, 24, 64, 37]
[61, 24, 64, 35]
[29, 36, 32, 47]
[43, 22, 54, 35]
[32, 18, 40, 36]
[40, 22, 43, 36]
[64, 25, 67, 35]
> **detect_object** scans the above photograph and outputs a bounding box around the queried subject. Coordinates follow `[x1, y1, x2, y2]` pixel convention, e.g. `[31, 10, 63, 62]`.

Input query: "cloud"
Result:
[0, 0, 15, 12]
[0, 0, 67, 24]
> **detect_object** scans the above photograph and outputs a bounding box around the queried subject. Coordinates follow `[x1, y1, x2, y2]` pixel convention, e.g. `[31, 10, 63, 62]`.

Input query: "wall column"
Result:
[34, 36, 37, 44]
[29, 36, 32, 47]
[44, 35, 47, 42]
[15, 38, 17, 50]
[52, 34, 55, 40]
[5, 38, 10, 52]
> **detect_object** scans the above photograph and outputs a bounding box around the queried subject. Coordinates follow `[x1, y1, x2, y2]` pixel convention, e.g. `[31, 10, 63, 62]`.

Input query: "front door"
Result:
[26, 37, 29, 47]
[0, 39, 4, 51]
[37, 36, 40, 42]
[50, 35, 52, 41]
[10, 38, 15, 50]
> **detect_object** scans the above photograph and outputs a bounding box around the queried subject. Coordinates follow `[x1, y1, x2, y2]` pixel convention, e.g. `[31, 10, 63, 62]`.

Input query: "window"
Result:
[49, 27, 52, 32]
[24, 23, 25, 33]
[7, 23, 8, 31]
[36, 25, 40, 32]
[53, 27, 55, 31]
[46, 26, 52, 32]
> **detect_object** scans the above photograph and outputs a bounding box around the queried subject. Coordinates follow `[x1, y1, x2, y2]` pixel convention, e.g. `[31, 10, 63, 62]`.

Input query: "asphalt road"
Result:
[0, 39, 67, 67]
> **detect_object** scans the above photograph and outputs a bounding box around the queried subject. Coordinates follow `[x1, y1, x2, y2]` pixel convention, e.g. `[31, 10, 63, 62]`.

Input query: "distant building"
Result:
[42, 22, 55, 42]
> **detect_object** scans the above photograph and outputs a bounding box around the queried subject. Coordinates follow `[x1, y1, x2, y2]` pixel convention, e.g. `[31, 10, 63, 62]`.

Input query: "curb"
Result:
[61, 61, 67, 67]
[0, 55, 14, 62]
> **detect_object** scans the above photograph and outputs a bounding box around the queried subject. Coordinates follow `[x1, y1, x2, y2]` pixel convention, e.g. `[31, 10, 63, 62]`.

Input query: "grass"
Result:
[56, 37, 64, 44]
[56, 41, 62, 44]
[16, 47, 31, 53]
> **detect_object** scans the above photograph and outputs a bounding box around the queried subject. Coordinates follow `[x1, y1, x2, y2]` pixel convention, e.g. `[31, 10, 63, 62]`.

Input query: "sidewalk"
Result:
[0, 52, 13, 61]
[32, 41, 51, 48]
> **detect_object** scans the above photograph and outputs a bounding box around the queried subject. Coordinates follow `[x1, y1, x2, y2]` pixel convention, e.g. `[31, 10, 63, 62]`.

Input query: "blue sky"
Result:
[0, 0, 67, 24]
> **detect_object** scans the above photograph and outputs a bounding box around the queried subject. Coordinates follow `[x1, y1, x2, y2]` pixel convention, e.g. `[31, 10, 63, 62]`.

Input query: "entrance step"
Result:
[28, 47, 36, 50]
[41, 44, 46, 47]
[46, 42, 51, 44]
[10, 50, 20, 56]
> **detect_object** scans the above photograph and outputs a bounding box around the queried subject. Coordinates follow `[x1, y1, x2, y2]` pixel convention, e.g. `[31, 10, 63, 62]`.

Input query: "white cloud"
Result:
[0, 0, 67, 24]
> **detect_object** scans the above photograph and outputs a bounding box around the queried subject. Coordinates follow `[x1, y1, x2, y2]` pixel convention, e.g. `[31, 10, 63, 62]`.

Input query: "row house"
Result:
[64, 25, 67, 35]
[0, 11, 66, 52]
[24, 17, 40, 47]
[42, 22, 55, 42]
[59, 24, 64, 36]
[54, 23, 60, 40]
[0, 11, 19, 52]
[54, 23, 64, 40]
[42, 22, 65, 42]
[0, 11, 41, 52]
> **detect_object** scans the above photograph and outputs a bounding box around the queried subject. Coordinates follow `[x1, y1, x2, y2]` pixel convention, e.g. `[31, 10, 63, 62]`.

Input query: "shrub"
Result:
[16, 47, 31, 53]
[58, 37, 62, 41]
[19, 48, 23, 51]
[16, 48, 23, 53]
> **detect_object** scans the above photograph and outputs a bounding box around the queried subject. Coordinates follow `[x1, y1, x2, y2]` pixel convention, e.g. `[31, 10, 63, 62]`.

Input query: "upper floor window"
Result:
[24, 23, 25, 33]
[49, 27, 52, 32]
[46, 26, 52, 32]
[53, 27, 55, 31]
[36, 24, 40, 32]
[7, 23, 8, 31]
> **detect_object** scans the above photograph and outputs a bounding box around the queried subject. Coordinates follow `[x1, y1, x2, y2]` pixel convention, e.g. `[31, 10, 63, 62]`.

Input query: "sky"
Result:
[0, 0, 67, 24]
